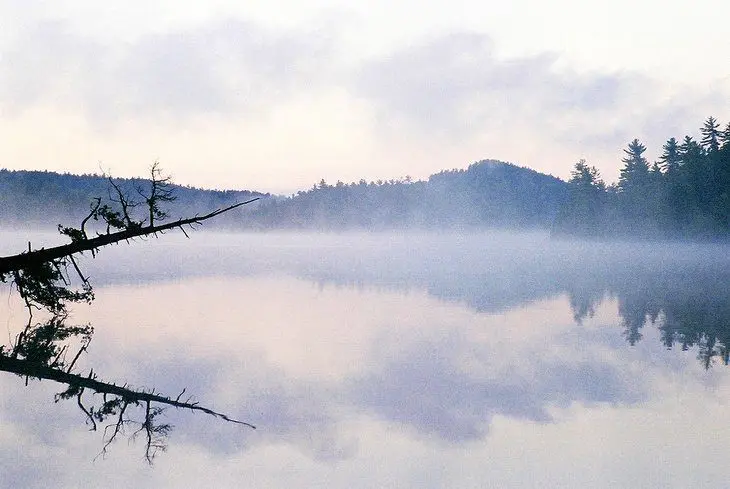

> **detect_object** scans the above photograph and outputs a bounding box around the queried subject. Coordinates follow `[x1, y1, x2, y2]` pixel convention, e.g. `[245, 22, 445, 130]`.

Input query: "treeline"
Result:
[244, 160, 567, 230]
[0, 169, 265, 229]
[555, 117, 730, 238]
[6, 135, 726, 237]
[1, 162, 568, 232]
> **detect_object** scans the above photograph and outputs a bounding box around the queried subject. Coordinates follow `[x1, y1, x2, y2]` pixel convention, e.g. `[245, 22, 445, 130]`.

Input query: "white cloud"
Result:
[1, 4, 729, 190]
[0, 19, 337, 124]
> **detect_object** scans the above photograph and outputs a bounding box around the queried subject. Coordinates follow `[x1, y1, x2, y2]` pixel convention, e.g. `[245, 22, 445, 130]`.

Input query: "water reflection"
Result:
[568, 266, 730, 369]
[4, 232, 730, 488]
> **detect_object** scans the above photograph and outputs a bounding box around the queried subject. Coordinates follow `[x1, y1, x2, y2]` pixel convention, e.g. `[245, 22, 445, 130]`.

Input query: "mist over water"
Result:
[2, 230, 730, 488]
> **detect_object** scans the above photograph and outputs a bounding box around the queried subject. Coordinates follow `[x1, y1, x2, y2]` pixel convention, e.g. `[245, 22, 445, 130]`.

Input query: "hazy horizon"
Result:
[0, 158, 559, 196]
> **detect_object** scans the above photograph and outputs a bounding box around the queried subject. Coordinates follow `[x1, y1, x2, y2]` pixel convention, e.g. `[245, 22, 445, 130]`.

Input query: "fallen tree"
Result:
[0, 163, 258, 462]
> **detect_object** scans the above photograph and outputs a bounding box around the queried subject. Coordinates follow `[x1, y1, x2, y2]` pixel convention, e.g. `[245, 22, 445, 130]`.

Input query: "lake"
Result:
[2, 231, 729, 488]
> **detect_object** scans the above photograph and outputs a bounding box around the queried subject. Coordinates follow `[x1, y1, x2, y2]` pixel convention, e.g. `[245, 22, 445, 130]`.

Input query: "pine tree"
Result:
[720, 122, 730, 150]
[569, 159, 605, 191]
[678, 136, 703, 165]
[700, 116, 721, 153]
[658, 137, 681, 173]
[618, 139, 650, 193]
[553, 159, 606, 235]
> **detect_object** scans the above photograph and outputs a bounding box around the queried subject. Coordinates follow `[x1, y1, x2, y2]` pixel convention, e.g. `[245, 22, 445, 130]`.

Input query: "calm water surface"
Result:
[2, 231, 729, 488]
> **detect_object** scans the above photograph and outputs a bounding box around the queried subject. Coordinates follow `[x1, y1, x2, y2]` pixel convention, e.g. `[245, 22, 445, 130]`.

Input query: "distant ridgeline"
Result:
[554, 116, 730, 239]
[0, 169, 266, 229]
[0, 161, 569, 231]
[245, 160, 568, 230]
[6, 136, 727, 236]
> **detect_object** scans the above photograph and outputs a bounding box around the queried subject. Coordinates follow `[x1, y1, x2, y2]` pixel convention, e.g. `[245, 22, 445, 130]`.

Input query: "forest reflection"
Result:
[568, 266, 730, 369]
[243, 233, 730, 371]
[5, 231, 730, 467]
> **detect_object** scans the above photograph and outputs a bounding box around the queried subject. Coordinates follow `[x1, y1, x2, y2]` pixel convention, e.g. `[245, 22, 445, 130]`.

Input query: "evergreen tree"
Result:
[555, 116, 729, 238]
[649, 162, 663, 184]
[700, 116, 721, 153]
[618, 139, 650, 193]
[553, 160, 607, 235]
[658, 137, 681, 173]
[711, 122, 730, 227]
[720, 122, 730, 150]
[569, 159, 605, 191]
[678, 136, 703, 165]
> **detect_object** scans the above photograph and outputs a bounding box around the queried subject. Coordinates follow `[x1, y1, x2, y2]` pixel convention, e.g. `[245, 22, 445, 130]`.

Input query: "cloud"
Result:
[0, 18, 336, 124]
[350, 30, 730, 166]
[2, 12, 728, 187]
[87, 343, 355, 461]
[349, 334, 647, 442]
[0, 319, 648, 466]
[353, 32, 640, 135]
[2, 20, 659, 151]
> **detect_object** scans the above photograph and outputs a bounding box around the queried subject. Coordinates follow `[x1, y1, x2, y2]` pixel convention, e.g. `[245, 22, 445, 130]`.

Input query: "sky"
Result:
[1, 0, 729, 193]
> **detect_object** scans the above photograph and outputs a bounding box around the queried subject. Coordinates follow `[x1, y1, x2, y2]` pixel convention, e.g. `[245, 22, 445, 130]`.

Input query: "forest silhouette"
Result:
[555, 116, 730, 238]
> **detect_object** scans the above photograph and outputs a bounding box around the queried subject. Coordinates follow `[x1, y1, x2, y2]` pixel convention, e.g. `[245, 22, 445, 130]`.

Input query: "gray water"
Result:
[2, 231, 729, 488]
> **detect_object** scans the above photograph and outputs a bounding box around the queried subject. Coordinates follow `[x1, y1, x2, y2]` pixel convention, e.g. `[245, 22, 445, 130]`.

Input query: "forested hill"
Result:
[0, 169, 266, 229]
[244, 160, 568, 229]
[0, 161, 569, 231]
[554, 116, 730, 239]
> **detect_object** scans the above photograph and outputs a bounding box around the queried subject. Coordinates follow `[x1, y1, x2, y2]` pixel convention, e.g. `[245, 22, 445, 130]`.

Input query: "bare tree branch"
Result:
[0, 354, 256, 428]
[1, 165, 260, 462]
[0, 199, 259, 276]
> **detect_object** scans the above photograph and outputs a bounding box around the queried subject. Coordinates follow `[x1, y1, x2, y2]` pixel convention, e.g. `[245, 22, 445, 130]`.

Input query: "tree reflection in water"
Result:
[569, 266, 730, 369]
